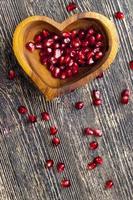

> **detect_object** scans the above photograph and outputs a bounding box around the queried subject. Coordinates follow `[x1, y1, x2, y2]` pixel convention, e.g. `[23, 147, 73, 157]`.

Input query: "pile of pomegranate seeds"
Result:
[18, 106, 28, 114]
[105, 180, 114, 189]
[75, 101, 84, 109]
[92, 90, 102, 106]
[84, 127, 103, 137]
[115, 12, 124, 20]
[26, 27, 105, 80]
[120, 89, 130, 104]
[8, 69, 16, 80]
[129, 60, 133, 70]
[66, 2, 77, 12]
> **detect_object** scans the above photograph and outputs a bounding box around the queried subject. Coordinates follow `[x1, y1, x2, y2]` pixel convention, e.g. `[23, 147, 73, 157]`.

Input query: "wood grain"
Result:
[0, 0, 133, 200]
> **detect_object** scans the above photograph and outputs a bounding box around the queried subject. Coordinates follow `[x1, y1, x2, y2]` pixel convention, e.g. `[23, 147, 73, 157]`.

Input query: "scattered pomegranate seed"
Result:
[121, 95, 129, 104]
[75, 101, 84, 110]
[105, 180, 114, 189]
[41, 112, 50, 121]
[93, 129, 103, 137]
[121, 89, 130, 97]
[18, 106, 27, 114]
[97, 72, 104, 79]
[57, 162, 65, 173]
[8, 70, 16, 80]
[93, 98, 102, 106]
[28, 114, 37, 123]
[52, 137, 60, 146]
[61, 179, 71, 188]
[115, 11, 124, 20]
[129, 60, 133, 70]
[87, 162, 97, 170]
[66, 2, 77, 12]
[84, 128, 94, 136]
[89, 141, 98, 150]
[50, 126, 58, 135]
[26, 42, 35, 52]
[92, 90, 101, 100]
[94, 156, 103, 165]
[45, 159, 54, 168]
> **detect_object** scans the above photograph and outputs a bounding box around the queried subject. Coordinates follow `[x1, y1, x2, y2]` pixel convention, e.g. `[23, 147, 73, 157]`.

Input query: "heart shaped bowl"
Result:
[13, 12, 119, 100]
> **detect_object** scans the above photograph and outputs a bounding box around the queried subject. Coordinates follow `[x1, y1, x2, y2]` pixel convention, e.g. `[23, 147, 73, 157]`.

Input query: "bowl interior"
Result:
[21, 18, 109, 89]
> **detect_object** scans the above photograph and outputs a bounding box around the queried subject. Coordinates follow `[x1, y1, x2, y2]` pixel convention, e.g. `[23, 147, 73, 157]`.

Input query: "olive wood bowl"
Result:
[13, 12, 119, 100]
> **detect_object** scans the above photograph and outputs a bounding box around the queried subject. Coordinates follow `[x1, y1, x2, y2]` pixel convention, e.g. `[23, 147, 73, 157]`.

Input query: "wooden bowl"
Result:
[13, 12, 119, 100]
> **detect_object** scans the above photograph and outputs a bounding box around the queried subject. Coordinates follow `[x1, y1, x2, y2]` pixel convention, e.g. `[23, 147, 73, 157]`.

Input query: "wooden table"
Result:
[0, 0, 133, 200]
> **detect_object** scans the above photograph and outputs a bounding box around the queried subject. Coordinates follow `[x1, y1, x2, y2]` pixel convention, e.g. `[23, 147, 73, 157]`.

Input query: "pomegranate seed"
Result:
[129, 60, 133, 70]
[87, 51, 94, 59]
[52, 137, 60, 146]
[84, 128, 94, 136]
[82, 40, 89, 47]
[72, 63, 79, 74]
[8, 70, 16, 80]
[57, 162, 65, 173]
[71, 30, 78, 38]
[87, 57, 94, 65]
[93, 99, 102, 106]
[93, 129, 103, 137]
[96, 33, 103, 41]
[96, 41, 104, 48]
[54, 48, 62, 59]
[87, 162, 97, 170]
[41, 112, 50, 121]
[79, 30, 85, 39]
[89, 141, 98, 150]
[105, 180, 114, 189]
[93, 47, 100, 53]
[52, 67, 61, 78]
[50, 126, 58, 135]
[35, 43, 43, 49]
[48, 65, 55, 72]
[45, 39, 54, 47]
[46, 47, 53, 54]
[61, 179, 71, 188]
[54, 43, 60, 49]
[63, 37, 71, 44]
[28, 114, 37, 123]
[26, 42, 35, 52]
[66, 2, 77, 12]
[87, 27, 95, 36]
[40, 57, 48, 65]
[50, 57, 57, 65]
[53, 35, 59, 41]
[75, 101, 84, 110]
[42, 30, 49, 38]
[18, 106, 27, 114]
[72, 39, 81, 48]
[89, 36, 96, 46]
[115, 12, 124, 20]
[62, 32, 71, 37]
[92, 90, 101, 100]
[121, 95, 129, 104]
[64, 56, 71, 65]
[97, 72, 103, 79]
[34, 34, 42, 43]
[94, 156, 103, 165]
[45, 159, 54, 168]
[95, 52, 103, 60]
[66, 68, 73, 77]
[60, 71, 67, 80]
[121, 89, 130, 97]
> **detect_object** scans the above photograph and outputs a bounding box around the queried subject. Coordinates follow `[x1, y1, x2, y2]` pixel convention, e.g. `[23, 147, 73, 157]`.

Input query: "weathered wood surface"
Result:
[0, 0, 133, 200]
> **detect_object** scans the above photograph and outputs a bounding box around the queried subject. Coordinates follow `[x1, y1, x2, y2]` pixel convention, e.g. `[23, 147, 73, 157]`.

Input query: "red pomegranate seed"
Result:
[129, 60, 133, 70]
[92, 90, 101, 100]
[95, 52, 103, 60]
[26, 42, 35, 52]
[87, 27, 95, 36]
[45, 39, 54, 47]
[48, 65, 55, 72]
[97, 72, 103, 79]
[87, 162, 97, 170]
[82, 40, 89, 47]
[121, 89, 130, 97]
[87, 57, 94, 65]
[52, 67, 61, 78]
[94, 156, 103, 165]
[96, 33, 103, 41]
[18, 106, 27, 114]
[50, 57, 57, 65]
[54, 48, 62, 59]
[121, 95, 129, 104]
[72, 39, 81, 48]
[61, 179, 71, 188]
[34, 34, 42, 43]
[52, 137, 60, 146]
[79, 30, 85, 39]
[71, 30, 78, 38]
[50, 126, 58, 135]
[64, 55, 71, 65]
[54, 43, 60, 49]
[35, 43, 43, 49]
[93, 129, 103, 137]
[89, 36, 96, 46]
[62, 32, 71, 37]
[42, 30, 49, 38]
[75, 101, 84, 110]
[105, 180, 114, 189]
[115, 12, 124, 20]
[66, 2, 76, 12]
[28, 114, 37, 123]
[60, 71, 67, 80]
[93, 99, 102, 106]
[57, 162, 65, 173]
[72, 63, 79, 74]
[87, 51, 94, 59]
[84, 128, 94, 136]
[96, 41, 104, 48]
[53, 35, 59, 41]
[89, 141, 98, 150]
[45, 159, 54, 168]
[66, 68, 73, 77]
[41, 112, 50, 121]
[8, 70, 16, 80]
